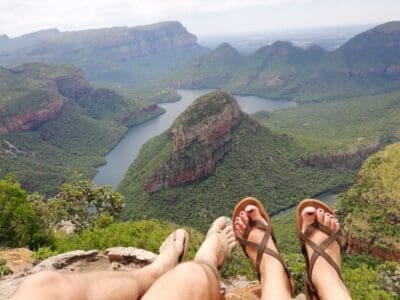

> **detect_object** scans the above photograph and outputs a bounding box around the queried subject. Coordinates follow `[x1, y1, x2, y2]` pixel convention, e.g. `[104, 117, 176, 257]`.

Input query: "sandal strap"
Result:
[298, 221, 344, 295]
[236, 220, 294, 296]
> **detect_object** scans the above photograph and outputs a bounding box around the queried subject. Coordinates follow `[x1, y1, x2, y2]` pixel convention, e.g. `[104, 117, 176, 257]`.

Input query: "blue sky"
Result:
[1, 0, 399, 37]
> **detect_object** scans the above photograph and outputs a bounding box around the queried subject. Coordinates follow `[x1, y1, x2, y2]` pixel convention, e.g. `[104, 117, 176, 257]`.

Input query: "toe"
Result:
[324, 213, 331, 228]
[234, 223, 244, 236]
[301, 206, 317, 232]
[335, 219, 340, 231]
[237, 217, 246, 231]
[239, 210, 249, 224]
[316, 208, 324, 224]
[213, 216, 228, 230]
[330, 216, 336, 231]
[245, 205, 266, 225]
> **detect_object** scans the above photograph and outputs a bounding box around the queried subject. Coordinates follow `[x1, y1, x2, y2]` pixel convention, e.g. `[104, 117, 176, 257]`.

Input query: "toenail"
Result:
[306, 211, 314, 215]
[240, 212, 244, 216]
[318, 209, 323, 212]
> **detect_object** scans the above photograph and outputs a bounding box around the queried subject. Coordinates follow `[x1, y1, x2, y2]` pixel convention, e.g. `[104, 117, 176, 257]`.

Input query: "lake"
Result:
[93, 89, 297, 188]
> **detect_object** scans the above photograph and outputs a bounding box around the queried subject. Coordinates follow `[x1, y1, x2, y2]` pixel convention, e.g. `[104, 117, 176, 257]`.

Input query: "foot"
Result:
[149, 229, 187, 278]
[194, 217, 236, 269]
[301, 206, 350, 299]
[234, 205, 292, 299]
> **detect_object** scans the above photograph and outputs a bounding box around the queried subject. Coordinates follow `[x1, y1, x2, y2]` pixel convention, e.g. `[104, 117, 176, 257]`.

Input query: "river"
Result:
[273, 191, 341, 218]
[93, 89, 297, 188]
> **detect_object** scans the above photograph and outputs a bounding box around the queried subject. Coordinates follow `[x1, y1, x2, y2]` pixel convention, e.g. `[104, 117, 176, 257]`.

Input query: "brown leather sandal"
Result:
[232, 197, 295, 297]
[296, 199, 345, 300]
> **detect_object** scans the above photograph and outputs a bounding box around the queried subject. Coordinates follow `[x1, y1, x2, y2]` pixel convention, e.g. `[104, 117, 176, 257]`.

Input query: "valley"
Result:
[94, 89, 297, 188]
[0, 15, 399, 299]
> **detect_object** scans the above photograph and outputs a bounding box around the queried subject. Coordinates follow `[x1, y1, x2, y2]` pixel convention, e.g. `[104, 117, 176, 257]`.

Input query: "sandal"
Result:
[232, 197, 295, 296]
[296, 199, 345, 300]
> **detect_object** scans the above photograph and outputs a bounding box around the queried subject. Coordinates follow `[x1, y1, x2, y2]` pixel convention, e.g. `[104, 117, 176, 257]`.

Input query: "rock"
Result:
[0, 248, 34, 273]
[144, 91, 243, 193]
[299, 143, 381, 170]
[31, 250, 99, 272]
[104, 247, 158, 265]
[0, 247, 158, 299]
[0, 96, 65, 134]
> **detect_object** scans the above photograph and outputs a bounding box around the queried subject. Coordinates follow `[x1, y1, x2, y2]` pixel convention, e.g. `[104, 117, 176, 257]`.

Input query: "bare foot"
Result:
[234, 205, 292, 299]
[301, 207, 350, 299]
[150, 229, 188, 278]
[194, 217, 237, 269]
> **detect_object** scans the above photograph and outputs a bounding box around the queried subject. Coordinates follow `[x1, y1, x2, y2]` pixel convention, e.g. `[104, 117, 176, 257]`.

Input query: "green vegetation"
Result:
[34, 219, 205, 263]
[172, 22, 400, 103]
[0, 176, 53, 249]
[255, 92, 400, 152]
[118, 115, 354, 232]
[0, 258, 12, 276]
[0, 63, 163, 195]
[337, 143, 400, 254]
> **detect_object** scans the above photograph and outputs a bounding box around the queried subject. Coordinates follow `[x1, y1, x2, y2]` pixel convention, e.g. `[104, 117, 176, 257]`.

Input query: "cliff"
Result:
[338, 143, 400, 262]
[144, 91, 242, 193]
[0, 95, 64, 133]
[299, 143, 381, 170]
[0, 21, 208, 84]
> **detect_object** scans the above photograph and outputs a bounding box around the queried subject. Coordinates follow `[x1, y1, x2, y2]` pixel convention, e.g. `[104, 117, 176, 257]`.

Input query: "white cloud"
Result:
[0, 0, 398, 37]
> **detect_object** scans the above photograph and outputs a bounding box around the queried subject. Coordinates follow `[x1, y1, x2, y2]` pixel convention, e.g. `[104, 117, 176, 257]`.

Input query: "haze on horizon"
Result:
[1, 0, 399, 38]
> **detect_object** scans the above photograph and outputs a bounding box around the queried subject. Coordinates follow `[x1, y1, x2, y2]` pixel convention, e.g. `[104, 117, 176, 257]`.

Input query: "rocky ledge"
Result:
[0, 95, 64, 134]
[144, 91, 241, 193]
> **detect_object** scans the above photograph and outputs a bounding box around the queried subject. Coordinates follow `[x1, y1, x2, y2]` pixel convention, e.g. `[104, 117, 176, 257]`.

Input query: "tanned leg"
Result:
[142, 217, 236, 300]
[12, 229, 187, 300]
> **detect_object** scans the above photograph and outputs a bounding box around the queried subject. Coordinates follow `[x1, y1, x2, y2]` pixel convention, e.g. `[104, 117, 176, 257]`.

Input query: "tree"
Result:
[47, 179, 124, 232]
[0, 176, 53, 249]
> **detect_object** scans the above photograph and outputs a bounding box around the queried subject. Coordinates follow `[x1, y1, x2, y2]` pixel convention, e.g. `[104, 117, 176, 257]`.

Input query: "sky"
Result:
[0, 0, 399, 38]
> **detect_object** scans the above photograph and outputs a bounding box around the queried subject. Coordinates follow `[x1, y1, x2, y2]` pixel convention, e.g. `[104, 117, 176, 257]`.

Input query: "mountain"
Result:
[118, 91, 354, 231]
[172, 21, 400, 102]
[0, 63, 163, 195]
[0, 22, 208, 85]
[338, 143, 400, 262]
[0, 34, 9, 42]
[175, 43, 244, 88]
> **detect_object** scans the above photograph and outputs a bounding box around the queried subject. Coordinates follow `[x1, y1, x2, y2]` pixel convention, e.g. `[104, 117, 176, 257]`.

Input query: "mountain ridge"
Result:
[172, 21, 400, 102]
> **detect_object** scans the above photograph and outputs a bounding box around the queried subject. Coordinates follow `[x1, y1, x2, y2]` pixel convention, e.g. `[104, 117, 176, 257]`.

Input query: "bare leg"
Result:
[12, 229, 187, 300]
[143, 217, 236, 300]
[234, 205, 292, 300]
[300, 207, 351, 300]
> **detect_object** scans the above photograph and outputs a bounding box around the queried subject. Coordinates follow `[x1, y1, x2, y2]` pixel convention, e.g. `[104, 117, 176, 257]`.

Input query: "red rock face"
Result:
[343, 231, 400, 262]
[0, 96, 64, 134]
[144, 92, 243, 193]
[300, 143, 381, 170]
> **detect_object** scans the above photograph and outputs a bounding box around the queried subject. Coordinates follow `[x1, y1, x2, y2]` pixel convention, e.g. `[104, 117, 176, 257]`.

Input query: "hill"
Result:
[338, 143, 400, 261]
[172, 21, 400, 102]
[0, 22, 208, 86]
[118, 91, 354, 231]
[0, 63, 163, 195]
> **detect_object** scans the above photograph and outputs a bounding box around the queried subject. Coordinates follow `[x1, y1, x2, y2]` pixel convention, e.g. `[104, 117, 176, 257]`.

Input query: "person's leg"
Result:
[300, 205, 351, 300]
[11, 229, 188, 300]
[234, 205, 292, 300]
[143, 217, 236, 300]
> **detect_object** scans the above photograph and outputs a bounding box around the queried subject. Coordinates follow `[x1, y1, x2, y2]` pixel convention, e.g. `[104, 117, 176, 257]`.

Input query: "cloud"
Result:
[0, 0, 398, 37]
